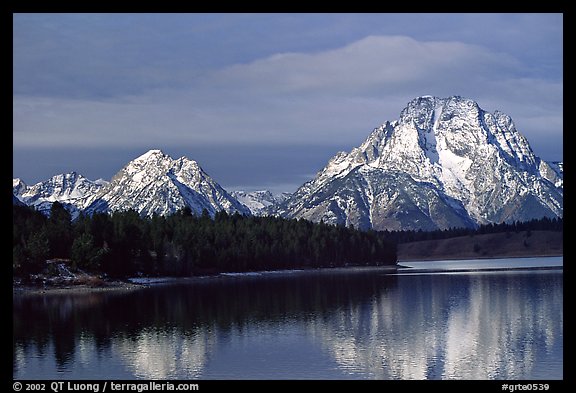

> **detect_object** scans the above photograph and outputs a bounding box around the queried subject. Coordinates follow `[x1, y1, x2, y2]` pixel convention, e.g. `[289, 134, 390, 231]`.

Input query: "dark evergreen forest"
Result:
[13, 203, 397, 279]
[13, 202, 562, 280]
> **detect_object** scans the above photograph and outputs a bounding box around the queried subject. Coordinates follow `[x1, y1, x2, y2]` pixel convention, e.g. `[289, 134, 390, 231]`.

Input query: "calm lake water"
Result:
[13, 257, 563, 380]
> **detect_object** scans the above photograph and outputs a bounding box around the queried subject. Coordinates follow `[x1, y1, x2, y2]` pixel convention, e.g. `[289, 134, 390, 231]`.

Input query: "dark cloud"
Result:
[13, 14, 562, 99]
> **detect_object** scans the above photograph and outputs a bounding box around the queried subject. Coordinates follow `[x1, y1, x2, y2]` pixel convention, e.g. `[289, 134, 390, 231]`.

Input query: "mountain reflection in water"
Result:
[13, 264, 562, 380]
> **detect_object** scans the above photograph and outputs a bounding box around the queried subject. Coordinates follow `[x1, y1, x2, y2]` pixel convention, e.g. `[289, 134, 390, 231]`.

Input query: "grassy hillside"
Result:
[397, 230, 563, 261]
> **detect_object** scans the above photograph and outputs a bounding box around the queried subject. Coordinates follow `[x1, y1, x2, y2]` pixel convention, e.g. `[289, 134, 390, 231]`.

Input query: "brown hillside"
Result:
[397, 230, 563, 261]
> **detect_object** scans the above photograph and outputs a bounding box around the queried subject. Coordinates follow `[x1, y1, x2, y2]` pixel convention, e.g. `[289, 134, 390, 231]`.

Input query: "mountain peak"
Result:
[277, 96, 563, 230]
[13, 178, 27, 188]
[134, 149, 166, 162]
[87, 151, 250, 218]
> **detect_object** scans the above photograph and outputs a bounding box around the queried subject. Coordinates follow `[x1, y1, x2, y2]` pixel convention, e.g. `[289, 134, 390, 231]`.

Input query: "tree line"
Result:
[13, 202, 562, 280]
[13, 203, 397, 279]
[383, 216, 563, 244]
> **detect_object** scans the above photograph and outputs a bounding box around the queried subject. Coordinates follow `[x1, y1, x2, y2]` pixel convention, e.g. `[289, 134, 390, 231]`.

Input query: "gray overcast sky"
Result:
[13, 13, 563, 193]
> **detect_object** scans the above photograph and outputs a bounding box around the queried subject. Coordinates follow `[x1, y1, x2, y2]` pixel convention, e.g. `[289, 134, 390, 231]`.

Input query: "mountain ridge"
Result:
[13, 172, 106, 218]
[13, 96, 563, 230]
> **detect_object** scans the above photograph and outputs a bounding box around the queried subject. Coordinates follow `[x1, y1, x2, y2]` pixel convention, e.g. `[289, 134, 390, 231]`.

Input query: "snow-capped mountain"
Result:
[13, 178, 28, 197]
[275, 96, 563, 231]
[86, 150, 251, 217]
[231, 190, 291, 216]
[13, 172, 106, 218]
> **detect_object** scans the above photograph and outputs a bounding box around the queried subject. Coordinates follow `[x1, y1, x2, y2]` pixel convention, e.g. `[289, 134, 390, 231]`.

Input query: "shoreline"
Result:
[395, 265, 563, 274]
[397, 252, 563, 262]
[12, 280, 146, 297]
[13, 265, 399, 296]
[12, 255, 561, 296]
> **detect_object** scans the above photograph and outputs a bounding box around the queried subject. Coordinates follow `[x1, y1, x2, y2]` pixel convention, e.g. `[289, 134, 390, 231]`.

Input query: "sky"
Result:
[13, 13, 563, 193]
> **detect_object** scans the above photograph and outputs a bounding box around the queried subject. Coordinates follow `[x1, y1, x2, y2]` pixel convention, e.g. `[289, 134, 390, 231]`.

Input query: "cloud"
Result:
[13, 34, 562, 165]
[209, 36, 522, 94]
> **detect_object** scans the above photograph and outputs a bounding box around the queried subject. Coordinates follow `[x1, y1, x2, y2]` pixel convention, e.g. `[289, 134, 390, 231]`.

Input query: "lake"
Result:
[13, 257, 563, 380]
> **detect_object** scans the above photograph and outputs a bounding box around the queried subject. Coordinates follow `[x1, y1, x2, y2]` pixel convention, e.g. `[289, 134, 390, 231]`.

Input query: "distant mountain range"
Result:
[231, 190, 291, 216]
[14, 150, 251, 218]
[13, 173, 107, 219]
[13, 96, 563, 230]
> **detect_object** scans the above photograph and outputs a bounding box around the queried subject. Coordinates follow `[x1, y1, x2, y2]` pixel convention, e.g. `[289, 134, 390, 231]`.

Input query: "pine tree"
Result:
[71, 232, 101, 272]
[46, 202, 73, 258]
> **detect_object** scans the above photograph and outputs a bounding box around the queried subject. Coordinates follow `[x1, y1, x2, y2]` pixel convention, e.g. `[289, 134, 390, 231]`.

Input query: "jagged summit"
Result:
[135, 149, 164, 161]
[275, 96, 563, 230]
[86, 150, 250, 217]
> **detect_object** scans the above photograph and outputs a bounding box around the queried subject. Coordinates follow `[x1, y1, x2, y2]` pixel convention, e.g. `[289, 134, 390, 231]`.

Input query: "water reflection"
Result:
[443, 273, 563, 379]
[13, 267, 562, 380]
[115, 328, 215, 379]
[308, 272, 562, 379]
